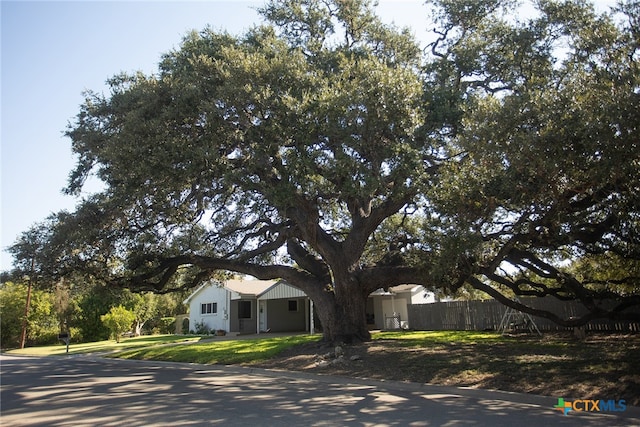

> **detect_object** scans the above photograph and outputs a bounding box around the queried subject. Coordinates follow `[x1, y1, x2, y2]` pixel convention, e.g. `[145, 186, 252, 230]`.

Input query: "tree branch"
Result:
[468, 276, 640, 326]
[122, 254, 326, 294]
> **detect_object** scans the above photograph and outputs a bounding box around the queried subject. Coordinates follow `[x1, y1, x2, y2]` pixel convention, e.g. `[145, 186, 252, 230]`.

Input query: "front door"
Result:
[259, 300, 267, 332]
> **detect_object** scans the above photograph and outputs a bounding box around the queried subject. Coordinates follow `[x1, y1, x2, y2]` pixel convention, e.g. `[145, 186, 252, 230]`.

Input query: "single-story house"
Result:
[185, 279, 437, 334]
[184, 279, 314, 335]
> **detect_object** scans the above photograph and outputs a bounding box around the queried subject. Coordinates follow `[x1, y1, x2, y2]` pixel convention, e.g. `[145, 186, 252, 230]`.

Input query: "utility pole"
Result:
[19, 258, 35, 349]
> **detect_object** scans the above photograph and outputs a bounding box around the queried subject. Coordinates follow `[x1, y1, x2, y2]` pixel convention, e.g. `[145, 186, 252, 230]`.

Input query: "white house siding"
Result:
[187, 284, 229, 333]
[410, 286, 437, 304]
[381, 296, 409, 329]
[369, 289, 409, 329]
[368, 285, 435, 330]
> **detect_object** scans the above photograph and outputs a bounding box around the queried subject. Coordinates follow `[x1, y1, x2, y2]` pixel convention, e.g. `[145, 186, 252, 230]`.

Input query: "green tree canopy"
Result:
[0, 282, 59, 348]
[101, 305, 136, 343]
[59, 0, 434, 342]
[9, 0, 640, 342]
[122, 290, 159, 336]
[426, 0, 640, 324]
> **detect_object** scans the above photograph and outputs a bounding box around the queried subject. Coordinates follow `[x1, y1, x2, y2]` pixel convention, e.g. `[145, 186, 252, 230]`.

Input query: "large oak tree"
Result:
[12, 0, 639, 343]
[63, 0, 434, 343]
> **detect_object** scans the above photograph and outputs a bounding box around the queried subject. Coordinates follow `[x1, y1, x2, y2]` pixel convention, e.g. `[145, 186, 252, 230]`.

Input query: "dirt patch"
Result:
[251, 332, 640, 406]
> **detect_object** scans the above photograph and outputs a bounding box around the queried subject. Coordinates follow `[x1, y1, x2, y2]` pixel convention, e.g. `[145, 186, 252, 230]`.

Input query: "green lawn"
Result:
[107, 332, 509, 365]
[5, 334, 203, 356]
[113, 334, 322, 364]
[5, 333, 323, 365]
[6, 331, 513, 364]
[372, 330, 510, 345]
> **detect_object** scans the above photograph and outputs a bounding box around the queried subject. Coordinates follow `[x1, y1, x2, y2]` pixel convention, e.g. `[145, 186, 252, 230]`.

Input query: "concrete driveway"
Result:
[1, 354, 637, 426]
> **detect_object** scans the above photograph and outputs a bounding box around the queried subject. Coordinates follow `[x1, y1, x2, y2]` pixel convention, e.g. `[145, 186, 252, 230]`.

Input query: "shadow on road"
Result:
[1, 355, 637, 426]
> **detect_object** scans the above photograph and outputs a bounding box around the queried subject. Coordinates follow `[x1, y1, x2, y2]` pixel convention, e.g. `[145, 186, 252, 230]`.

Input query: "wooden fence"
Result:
[407, 296, 640, 332]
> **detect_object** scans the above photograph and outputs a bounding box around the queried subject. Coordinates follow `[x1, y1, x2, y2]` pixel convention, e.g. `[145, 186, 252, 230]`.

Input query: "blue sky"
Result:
[1, 0, 436, 270]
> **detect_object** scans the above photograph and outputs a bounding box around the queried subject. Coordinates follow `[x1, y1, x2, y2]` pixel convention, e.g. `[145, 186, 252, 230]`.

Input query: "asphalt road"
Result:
[1, 354, 637, 426]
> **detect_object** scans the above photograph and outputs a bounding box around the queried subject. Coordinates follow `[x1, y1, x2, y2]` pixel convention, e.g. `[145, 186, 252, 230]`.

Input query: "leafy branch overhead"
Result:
[8, 0, 640, 343]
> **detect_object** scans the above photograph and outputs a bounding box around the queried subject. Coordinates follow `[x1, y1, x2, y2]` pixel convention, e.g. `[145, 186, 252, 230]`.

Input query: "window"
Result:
[288, 300, 298, 312]
[201, 302, 217, 315]
[238, 300, 252, 319]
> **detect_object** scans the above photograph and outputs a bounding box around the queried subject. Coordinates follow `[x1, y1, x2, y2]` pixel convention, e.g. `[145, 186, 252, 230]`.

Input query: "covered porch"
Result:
[225, 279, 315, 335]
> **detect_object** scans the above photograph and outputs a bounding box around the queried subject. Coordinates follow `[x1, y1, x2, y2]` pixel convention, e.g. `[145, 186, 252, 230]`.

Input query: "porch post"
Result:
[225, 289, 231, 333]
[309, 298, 315, 335]
[256, 298, 260, 334]
[391, 293, 396, 315]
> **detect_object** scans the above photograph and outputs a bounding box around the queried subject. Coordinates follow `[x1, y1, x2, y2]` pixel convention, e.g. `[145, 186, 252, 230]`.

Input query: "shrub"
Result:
[159, 317, 176, 334]
[31, 329, 59, 346]
[69, 327, 83, 343]
[194, 320, 210, 335]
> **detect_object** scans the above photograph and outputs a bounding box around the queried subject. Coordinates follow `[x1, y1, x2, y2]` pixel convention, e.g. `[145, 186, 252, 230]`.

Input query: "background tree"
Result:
[101, 305, 136, 343]
[0, 283, 26, 348]
[53, 279, 75, 335]
[0, 282, 59, 348]
[122, 290, 159, 336]
[6, 220, 55, 348]
[75, 285, 122, 342]
[142, 291, 190, 334]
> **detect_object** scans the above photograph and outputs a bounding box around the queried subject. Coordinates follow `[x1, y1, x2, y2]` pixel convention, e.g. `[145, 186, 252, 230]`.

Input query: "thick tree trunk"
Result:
[309, 281, 371, 344]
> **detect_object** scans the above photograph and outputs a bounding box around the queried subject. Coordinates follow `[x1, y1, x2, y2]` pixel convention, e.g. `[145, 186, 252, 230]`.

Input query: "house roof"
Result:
[183, 278, 308, 304]
[183, 281, 220, 305]
[369, 284, 422, 296]
[186, 280, 422, 303]
[224, 279, 278, 297]
[225, 279, 307, 300]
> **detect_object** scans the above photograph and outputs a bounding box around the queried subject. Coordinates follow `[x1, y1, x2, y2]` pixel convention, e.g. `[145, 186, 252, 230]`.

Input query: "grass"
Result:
[113, 334, 321, 364]
[372, 330, 510, 345]
[5, 334, 203, 356]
